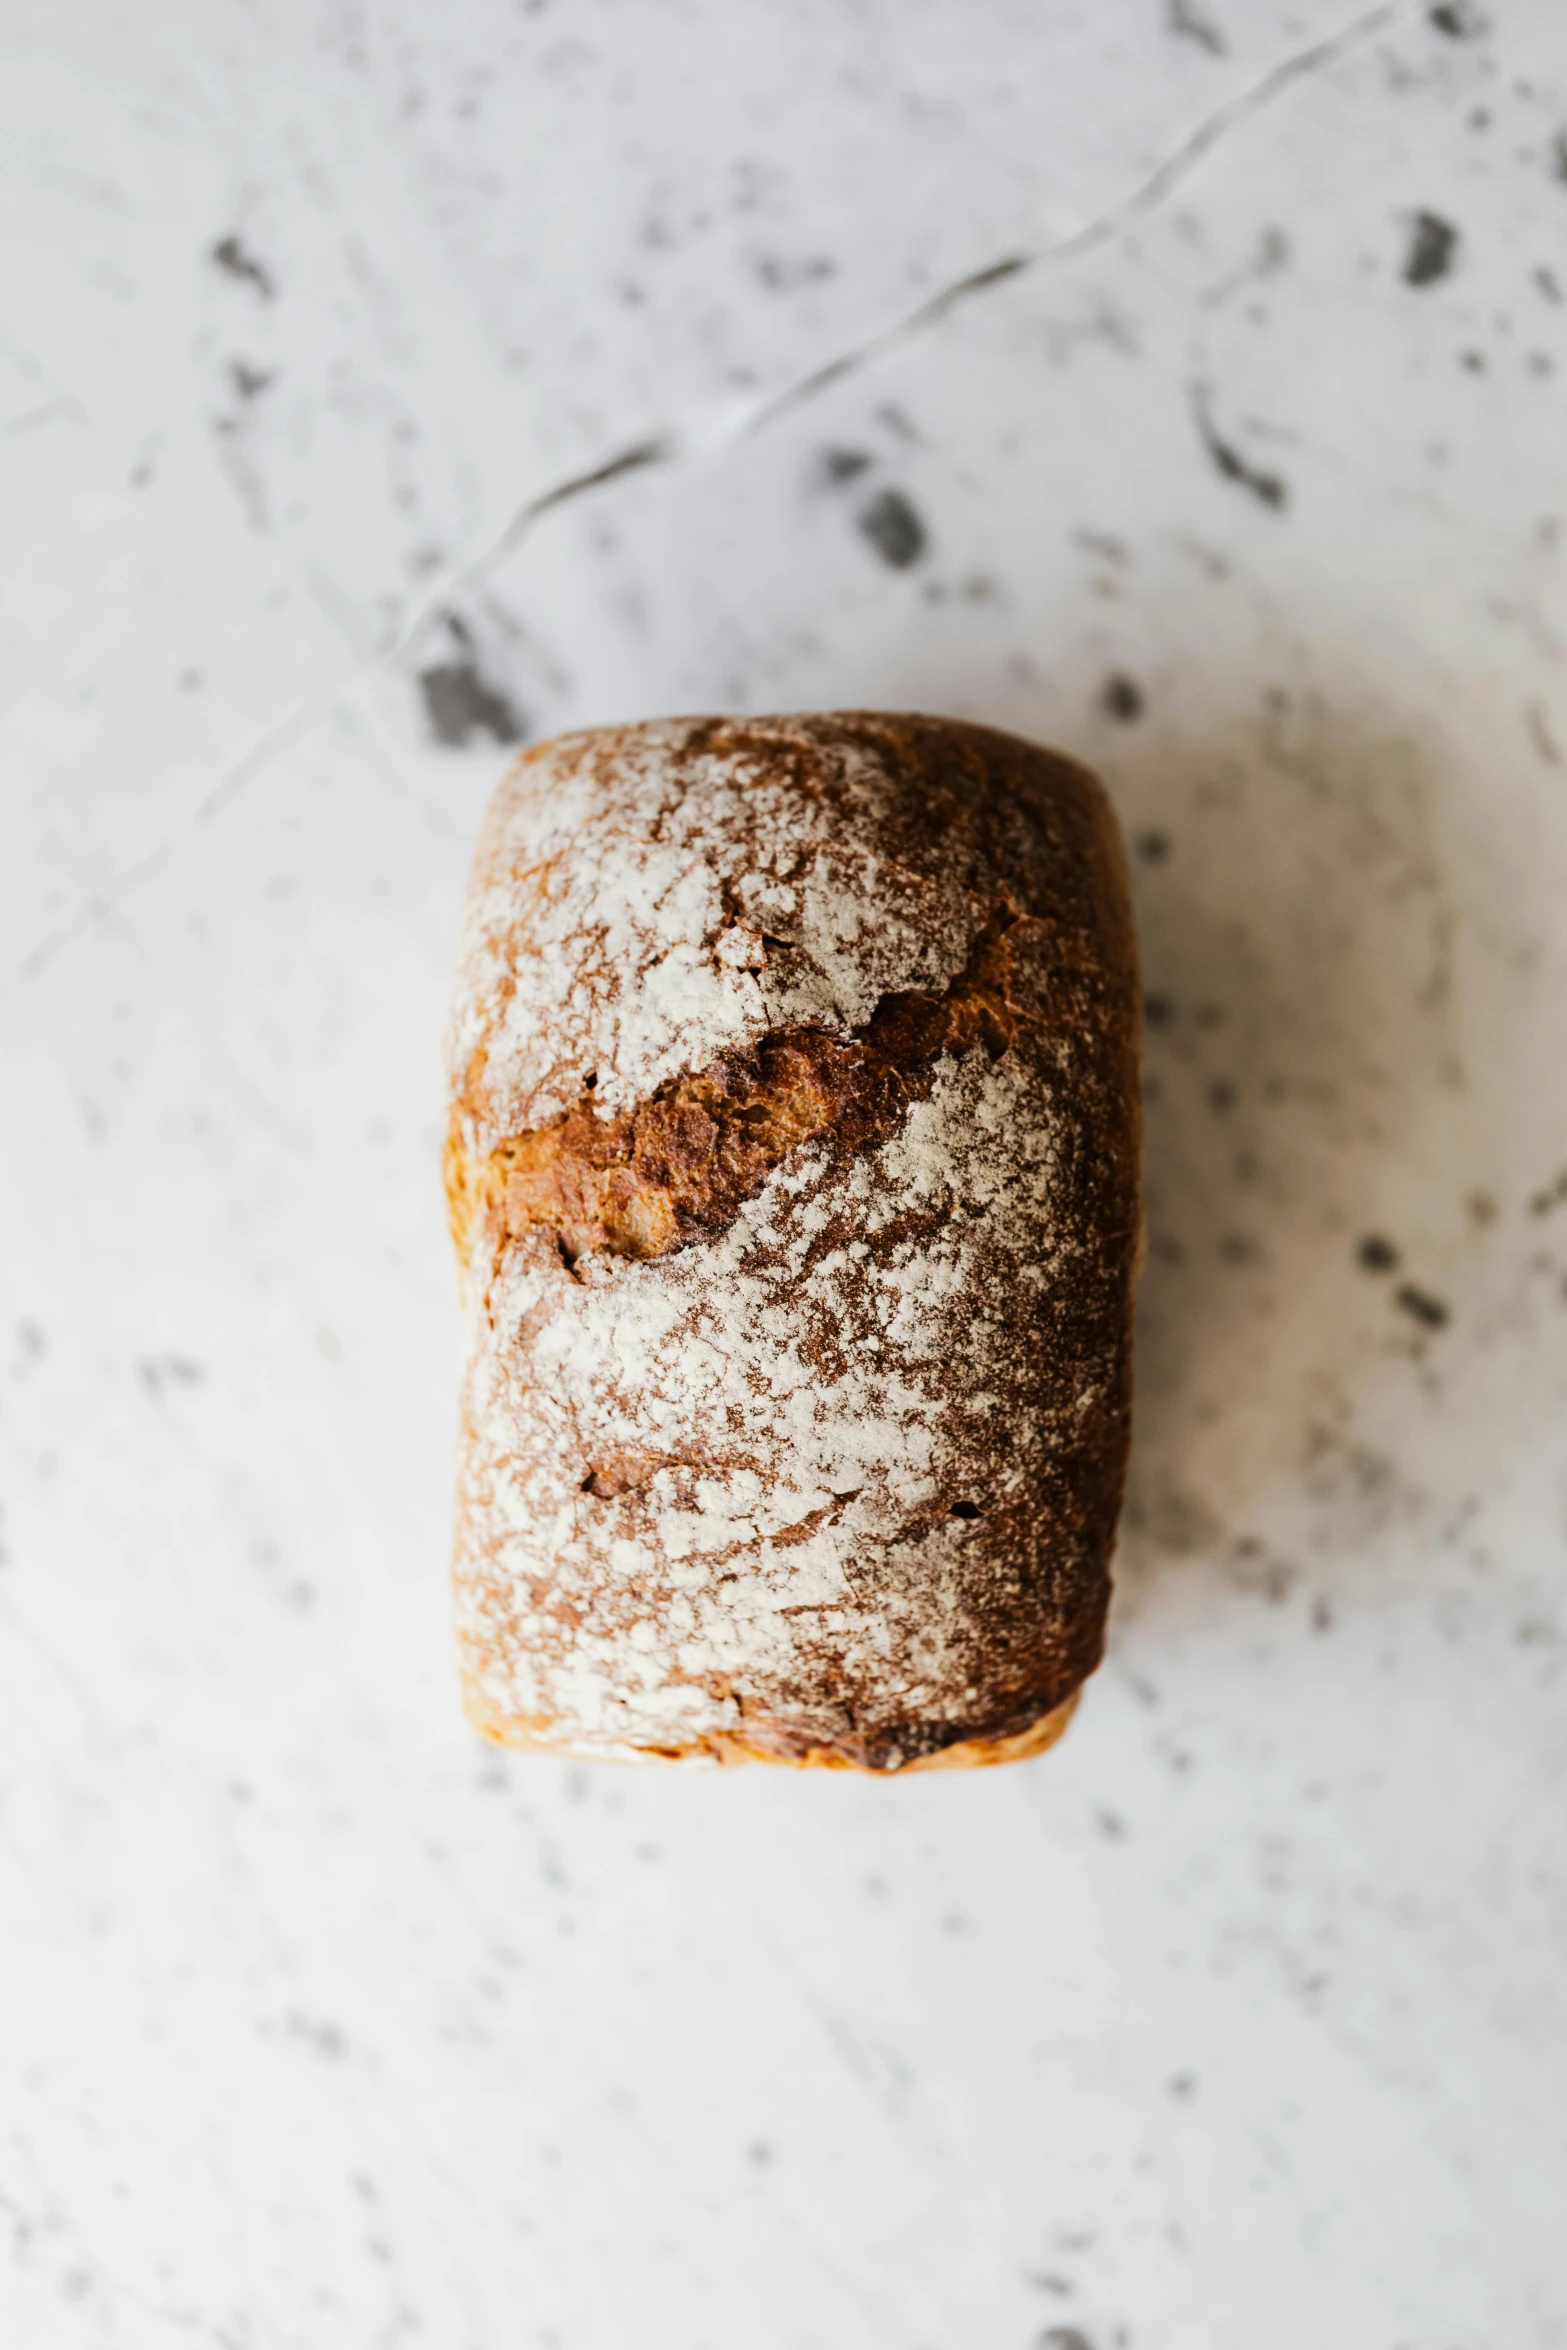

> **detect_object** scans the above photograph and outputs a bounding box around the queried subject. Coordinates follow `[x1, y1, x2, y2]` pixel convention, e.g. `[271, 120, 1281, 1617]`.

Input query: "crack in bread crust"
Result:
[446, 905, 1024, 1274]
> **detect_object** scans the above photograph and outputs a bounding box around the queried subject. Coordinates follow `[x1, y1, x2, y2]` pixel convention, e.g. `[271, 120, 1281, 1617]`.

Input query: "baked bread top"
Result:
[447, 713, 1140, 1769]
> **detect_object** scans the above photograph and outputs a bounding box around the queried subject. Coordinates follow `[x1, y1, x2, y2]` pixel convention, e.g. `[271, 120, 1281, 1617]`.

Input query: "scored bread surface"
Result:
[446, 713, 1140, 1771]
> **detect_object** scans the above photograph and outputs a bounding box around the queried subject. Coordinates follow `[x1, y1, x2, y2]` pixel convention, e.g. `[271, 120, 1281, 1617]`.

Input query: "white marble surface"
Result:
[3, 2, 1566, 2343]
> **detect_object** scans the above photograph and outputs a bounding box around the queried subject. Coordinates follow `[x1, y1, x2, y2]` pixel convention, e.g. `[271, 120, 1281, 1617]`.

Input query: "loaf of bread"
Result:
[445, 713, 1140, 1771]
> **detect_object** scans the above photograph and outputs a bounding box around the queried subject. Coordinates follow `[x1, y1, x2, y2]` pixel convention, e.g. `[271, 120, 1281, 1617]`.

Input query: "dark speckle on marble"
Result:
[1038, 2328, 1097, 2350]
[1193, 392, 1287, 508]
[1524, 703, 1560, 764]
[1103, 672, 1143, 721]
[1135, 829, 1171, 864]
[1429, 1, 1484, 34]
[286, 2012, 347, 2059]
[856, 486, 926, 568]
[138, 1355, 204, 1396]
[1169, 0, 1224, 54]
[1358, 1233, 1400, 1272]
[822, 445, 872, 483]
[419, 661, 526, 748]
[1395, 1283, 1451, 1330]
[211, 234, 274, 298]
[1405, 211, 1459, 287]
[751, 250, 835, 292]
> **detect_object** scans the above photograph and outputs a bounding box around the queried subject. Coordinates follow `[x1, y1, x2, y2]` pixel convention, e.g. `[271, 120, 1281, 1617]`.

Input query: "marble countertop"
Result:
[3, 3, 1565, 2343]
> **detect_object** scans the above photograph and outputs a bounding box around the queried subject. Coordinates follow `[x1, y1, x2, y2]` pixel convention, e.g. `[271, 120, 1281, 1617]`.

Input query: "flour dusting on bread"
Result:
[447, 713, 1140, 1770]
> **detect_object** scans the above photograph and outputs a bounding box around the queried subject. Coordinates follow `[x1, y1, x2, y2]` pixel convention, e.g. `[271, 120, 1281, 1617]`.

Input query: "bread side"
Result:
[446, 713, 1140, 1770]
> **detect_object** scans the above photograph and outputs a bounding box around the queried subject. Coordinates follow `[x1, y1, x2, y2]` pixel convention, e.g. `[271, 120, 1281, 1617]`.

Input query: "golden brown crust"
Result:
[462, 1679, 1079, 1771]
[447, 712, 1140, 1772]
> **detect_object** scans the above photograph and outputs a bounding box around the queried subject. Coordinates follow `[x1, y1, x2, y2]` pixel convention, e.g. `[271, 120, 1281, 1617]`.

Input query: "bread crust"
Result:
[461, 1684, 1080, 1771]
[447, 713, 1140, 1772]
